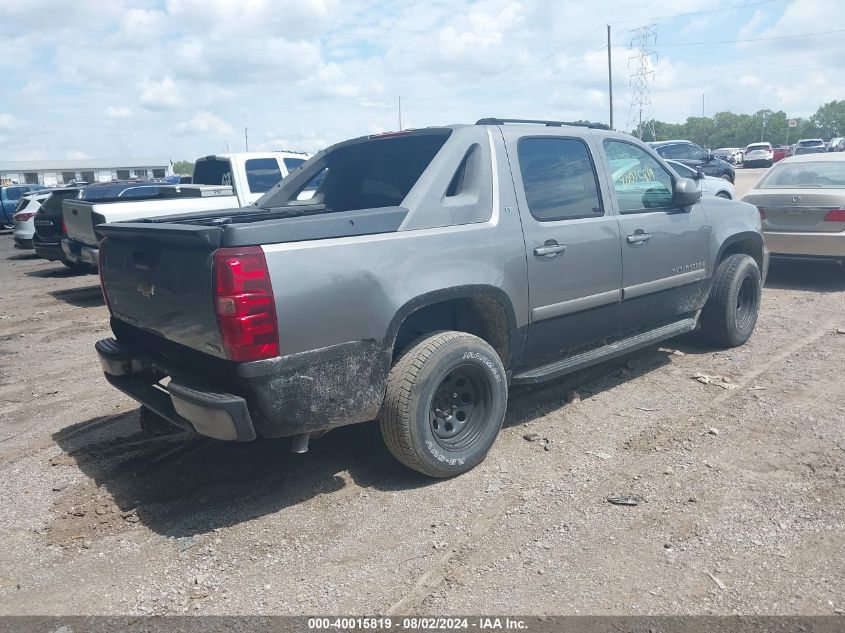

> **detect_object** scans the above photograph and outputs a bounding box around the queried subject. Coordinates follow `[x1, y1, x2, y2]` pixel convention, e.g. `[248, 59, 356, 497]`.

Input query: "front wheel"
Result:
[720, 172, 733, 182]
[715, 191, 732, 199]
[700, 254, 761, 347]
[379, 331, 508, 478]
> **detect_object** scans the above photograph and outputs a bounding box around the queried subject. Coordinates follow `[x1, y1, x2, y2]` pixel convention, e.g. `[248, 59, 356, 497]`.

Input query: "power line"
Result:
[610, 0, 783, 26]
[613, 27, 845, 47]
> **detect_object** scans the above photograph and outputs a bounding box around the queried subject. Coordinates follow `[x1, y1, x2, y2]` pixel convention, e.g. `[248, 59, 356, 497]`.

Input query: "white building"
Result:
[0, 158, 172, 186]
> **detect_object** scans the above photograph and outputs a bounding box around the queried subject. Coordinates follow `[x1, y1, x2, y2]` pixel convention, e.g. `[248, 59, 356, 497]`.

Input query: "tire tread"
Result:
[379, 331, 490, 477]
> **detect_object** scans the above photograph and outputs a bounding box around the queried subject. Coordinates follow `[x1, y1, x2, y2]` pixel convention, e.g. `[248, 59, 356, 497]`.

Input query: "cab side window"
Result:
[687, 144, 707, 161]
[603, 140, 674, 213]
[517, 137, 603, 222]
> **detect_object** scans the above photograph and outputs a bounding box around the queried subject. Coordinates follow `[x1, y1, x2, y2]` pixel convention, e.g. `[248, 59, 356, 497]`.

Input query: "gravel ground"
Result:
[0, 203, 843, 615]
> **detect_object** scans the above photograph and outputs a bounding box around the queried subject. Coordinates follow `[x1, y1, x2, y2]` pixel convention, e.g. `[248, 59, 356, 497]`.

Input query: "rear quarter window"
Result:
[193, 159, 233, 187]
[245, 158, 283, 193]
[263, 131, 451, 212]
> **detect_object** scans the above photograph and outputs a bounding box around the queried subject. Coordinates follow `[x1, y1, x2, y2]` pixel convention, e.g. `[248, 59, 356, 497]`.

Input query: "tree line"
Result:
[632, 100, 845, 149]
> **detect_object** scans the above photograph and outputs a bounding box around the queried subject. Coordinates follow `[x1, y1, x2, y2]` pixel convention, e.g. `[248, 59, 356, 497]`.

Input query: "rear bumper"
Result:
[96, 332, 386, 441]
[764, 230, 845, 258]
[14, 237, 33, 249]
[96, 338, 256, 441]
[33, 238, 65, 261]
[62, 238, 99, 266]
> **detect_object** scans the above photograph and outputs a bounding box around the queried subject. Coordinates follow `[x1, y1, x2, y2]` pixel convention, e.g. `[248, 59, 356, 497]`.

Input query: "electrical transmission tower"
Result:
[627, 24, 658, 140]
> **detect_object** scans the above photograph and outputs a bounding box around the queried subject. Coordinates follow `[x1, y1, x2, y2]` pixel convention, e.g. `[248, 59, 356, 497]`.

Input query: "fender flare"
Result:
[384, 285, 524, 369]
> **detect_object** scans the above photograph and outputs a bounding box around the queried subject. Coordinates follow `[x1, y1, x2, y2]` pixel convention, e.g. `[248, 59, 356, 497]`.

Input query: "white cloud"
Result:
[0, 0, 841, 161]
[0, 113, 19, 130]
[140, 77, 185, 111]
[105, 106, 132, 119]
[174, 111, 236, 139]
[65, 150, 91, 160]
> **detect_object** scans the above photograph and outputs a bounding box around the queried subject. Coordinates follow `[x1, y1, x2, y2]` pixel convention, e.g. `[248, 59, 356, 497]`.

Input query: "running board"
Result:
[511, 317, 697, 385]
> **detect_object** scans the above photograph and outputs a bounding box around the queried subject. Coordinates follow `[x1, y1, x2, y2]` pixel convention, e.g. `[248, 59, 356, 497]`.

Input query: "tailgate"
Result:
[100, 226, 227, 359]
[63, 200, 100, 245]
[749, 191, 845, 233]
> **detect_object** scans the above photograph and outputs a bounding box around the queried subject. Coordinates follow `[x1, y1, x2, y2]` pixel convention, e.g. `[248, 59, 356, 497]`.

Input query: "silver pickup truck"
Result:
[95, 118, 768, 478]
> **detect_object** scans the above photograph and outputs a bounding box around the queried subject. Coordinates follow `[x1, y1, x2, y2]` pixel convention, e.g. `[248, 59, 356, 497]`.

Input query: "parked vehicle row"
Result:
[4, 152, 311, 271]
[654, 136, 844, 176]
[61, 152, 308, 267]
[8, 121, 843, 478]
[648, 140, 736, 182]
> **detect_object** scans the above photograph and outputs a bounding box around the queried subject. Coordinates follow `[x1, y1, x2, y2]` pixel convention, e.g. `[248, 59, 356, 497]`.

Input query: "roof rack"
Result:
[475, 118, 608, 129]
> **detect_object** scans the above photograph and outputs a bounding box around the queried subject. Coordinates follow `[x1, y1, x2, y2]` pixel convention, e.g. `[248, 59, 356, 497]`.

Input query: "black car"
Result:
[32, 187, 85, 268]
[32, 180, 167, 270]
[649, 140, 736, 183]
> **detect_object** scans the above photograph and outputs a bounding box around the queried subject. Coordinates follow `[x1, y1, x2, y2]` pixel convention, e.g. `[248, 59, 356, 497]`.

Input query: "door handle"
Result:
[533, 241, 567, 257]
[626, 232, 651, 245]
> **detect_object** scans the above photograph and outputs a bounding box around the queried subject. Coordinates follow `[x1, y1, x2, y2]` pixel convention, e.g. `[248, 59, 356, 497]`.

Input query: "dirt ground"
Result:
[1, 181, 844, 615]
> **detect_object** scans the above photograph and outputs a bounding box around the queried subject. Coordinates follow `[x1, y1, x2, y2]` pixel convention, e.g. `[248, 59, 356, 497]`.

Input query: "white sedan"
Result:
[666, 160, 736, 199]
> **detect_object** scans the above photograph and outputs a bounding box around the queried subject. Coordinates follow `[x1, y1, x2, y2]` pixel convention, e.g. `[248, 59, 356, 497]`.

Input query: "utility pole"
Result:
[244, 127, 249, 152]
[398, 96, 402, 131]
[627, 25, 658, 140]
[607, 24, 613, 130]
[760, 116, 767, 142]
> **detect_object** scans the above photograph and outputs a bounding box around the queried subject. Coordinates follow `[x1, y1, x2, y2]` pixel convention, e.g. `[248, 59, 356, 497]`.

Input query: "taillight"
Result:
[61, 219, 67, 234]
[213, 246, 278, 362]
[14, 212, 36, 222]
[823, 207, 845, 222]
[98, 242, 111, 312]
[757, 207, 766, 220]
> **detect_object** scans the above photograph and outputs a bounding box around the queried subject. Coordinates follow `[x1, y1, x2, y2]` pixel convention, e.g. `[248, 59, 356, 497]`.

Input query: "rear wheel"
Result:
[720, 172, 733, 182]
[379, 331, 507, 478]
[700, 254, 761, 347]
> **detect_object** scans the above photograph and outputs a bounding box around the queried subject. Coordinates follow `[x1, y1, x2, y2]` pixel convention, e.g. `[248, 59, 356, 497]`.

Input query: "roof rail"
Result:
[475, 118, 608, 129]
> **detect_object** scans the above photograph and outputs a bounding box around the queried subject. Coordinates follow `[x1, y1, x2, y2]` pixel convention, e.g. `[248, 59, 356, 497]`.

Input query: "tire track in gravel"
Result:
[385, 493, 517, 614]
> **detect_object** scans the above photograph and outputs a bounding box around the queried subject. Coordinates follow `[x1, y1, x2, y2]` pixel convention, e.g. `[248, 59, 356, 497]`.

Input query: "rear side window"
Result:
[193, 159, 233, 187]
[283, 157, 306, 172]
[267, 131, 451, 212]
[517, 137, 603, 222]
[245, 158, 283, 193]
[4, 187, 23, 201]
[42, 191, 80, 212]
[604, 139, 674, 213]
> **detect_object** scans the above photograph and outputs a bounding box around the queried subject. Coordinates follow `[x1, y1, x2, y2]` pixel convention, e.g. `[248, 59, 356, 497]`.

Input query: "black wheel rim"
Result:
[429, 364, 491, 451]
[736, 274, 757, 331]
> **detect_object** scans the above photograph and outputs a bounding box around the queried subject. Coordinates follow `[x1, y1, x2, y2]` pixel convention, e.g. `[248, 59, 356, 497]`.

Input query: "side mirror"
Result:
[673, 178, 701, 208]
[695, 170, 706, 180]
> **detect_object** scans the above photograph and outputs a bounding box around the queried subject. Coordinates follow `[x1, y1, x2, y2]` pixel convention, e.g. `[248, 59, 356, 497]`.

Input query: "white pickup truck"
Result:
[62, 151, 309, 266]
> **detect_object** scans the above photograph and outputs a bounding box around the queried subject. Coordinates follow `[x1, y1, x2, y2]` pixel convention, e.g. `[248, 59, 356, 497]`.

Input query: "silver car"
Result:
[741, 153, 845, 260]
[667, 160, 735, 198]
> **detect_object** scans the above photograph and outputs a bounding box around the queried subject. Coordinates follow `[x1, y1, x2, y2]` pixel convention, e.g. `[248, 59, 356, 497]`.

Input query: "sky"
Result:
[1, 0, 844, 161]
